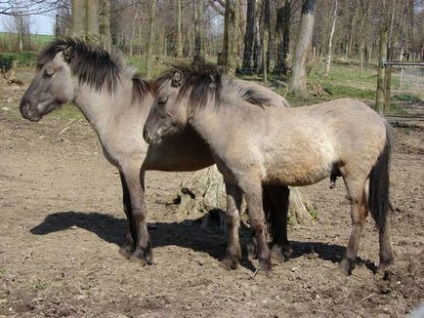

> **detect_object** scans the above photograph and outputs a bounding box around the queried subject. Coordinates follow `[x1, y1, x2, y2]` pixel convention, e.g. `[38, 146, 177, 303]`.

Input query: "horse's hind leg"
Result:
[118, 172, 136, 257]
[264, 185, 292, 261]
[221, 183, 242, 270]
[339, 180, 368, 275]
[378, 218, 394, 271]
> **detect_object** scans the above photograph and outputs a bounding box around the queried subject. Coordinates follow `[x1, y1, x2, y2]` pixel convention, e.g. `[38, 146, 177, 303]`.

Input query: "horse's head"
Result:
[144, 62, 222, 145]
[20, 43, 75, 121]
[143, 70, 188, 144]
[20, 38, 120, 122]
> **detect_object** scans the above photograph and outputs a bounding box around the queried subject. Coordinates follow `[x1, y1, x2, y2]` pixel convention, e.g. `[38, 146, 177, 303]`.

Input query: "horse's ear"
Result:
[63, 46, 74, 62]
[171, 71, 182, 87]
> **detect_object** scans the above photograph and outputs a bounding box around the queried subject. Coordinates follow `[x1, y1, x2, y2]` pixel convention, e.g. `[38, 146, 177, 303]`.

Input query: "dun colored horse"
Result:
[20, 38, 291, 267]
[143, 62, 394, 275]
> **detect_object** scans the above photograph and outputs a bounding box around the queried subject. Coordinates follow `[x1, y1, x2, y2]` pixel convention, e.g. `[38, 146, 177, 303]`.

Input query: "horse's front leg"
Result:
[118, 171, 136, 257]
[221, 183, 243, 270]
[244, 182, 272, 272]
[121, 167, 152, 265]
[339, 191, 368, 275]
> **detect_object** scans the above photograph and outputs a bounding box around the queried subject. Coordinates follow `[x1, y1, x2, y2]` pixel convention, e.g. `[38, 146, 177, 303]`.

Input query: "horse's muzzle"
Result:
[143, 127, 161, 145]
[20, 103, 41, 122]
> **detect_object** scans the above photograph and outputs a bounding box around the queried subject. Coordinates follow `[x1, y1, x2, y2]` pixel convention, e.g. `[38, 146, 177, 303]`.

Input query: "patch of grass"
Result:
[321, 84, 376, 100]
[30, 278, 46, 292]
[0, 269, 5, 278]
[49, 104, 84, 120]
[308, 207, 319, 220]
[393, 93, 422, 103]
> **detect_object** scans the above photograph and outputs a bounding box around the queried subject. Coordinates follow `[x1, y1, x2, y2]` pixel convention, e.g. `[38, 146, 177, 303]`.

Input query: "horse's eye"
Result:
[157, 97, 168, 106]
[43, 70, 54, 78]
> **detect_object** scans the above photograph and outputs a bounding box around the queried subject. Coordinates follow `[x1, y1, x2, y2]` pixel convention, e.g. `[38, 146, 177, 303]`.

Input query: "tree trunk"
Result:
[176, 0, 183, 59]
[288, 0, 317, 97]
[273, 0, 290, 77]
[230, 0, 240, 74]
[71, 0, 86, 37]
[221, 0, 231, 72]
[324, 0, 337, 77]
[86, 0, 100, 42]
[145, 0, 156, 77]
[170, 166, 313, 229]
[193, 0, 205, 61]
[261, 0, 270, 79]
[241, 0, 255, 74]
[99, 0, 111, 52]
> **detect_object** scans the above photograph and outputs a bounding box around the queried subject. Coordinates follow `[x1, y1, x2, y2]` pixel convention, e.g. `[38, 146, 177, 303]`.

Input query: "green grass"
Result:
[308, 207, 319, 220]
[50, 104, 85, 120]
[30, 278, 46, 292]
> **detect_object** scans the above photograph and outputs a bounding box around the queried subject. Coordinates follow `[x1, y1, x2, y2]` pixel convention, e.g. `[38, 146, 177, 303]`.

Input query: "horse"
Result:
[19, 38, 292, 268]
[143, 62, 394, 275]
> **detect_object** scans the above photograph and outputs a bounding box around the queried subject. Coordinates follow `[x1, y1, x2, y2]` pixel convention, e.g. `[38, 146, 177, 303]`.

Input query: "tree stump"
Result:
[169, 165, 314, 228]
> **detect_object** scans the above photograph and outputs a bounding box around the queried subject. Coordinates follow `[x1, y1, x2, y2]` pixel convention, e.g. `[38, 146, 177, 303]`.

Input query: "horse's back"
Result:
[254, 98, 388, 185]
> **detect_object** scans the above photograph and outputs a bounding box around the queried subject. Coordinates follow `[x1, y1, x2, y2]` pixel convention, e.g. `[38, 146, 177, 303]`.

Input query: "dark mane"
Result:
[153, 61, 223, 110]
[153, 60, 277, 110]
[37, 37, 150, 98]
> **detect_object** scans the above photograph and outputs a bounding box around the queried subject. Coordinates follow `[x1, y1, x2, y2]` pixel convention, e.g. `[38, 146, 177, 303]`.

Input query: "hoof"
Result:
[338, 258, 354, 276]
[258, 258, 272, 273]
[220, 255, 240, 270]
[270, 245, 287, 263]
[270, 243, 293, 263]
[246, 241, 258, 260]
[377, 260, 394, 275]
[119, 243, 134, 259]
[129, 248, 153, 266]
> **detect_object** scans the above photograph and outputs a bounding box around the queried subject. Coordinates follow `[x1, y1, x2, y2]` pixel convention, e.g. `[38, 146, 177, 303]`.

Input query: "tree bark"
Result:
[86, 0, 100, 42]
[99, 0, 111, 51]
[273, 0, 291, 77]
[176, 0, 183, 58]
[288, 0, 317, 97]
[193, 0, 205, 61]
[145, 0, 156, 77]
[229, 0, 240, 74]
[71, 0, 85, 37]
[324, 0, 337, 77]
[241, 0, 255, 74]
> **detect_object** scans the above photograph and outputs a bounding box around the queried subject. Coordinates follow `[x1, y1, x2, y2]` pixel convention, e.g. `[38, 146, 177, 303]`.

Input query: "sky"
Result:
[0, 14, 54, 35]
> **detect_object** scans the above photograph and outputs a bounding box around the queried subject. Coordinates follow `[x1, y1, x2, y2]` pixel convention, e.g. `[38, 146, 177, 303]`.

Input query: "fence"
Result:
[382, 61, 424, 114]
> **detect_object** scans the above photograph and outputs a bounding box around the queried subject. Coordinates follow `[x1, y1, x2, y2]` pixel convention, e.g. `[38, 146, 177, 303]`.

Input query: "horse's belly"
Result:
[265, 168, 330, 186]
[263, 157, 333, 186]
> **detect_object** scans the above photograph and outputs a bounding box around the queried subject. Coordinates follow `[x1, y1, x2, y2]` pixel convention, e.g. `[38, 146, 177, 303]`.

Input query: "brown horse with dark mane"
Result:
[144, 62, 394, 275]
[20, 38, 292, 267]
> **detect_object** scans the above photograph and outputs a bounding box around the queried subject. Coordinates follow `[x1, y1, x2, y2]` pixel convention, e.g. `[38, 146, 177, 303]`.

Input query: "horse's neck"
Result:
[73, 81, 137, 135]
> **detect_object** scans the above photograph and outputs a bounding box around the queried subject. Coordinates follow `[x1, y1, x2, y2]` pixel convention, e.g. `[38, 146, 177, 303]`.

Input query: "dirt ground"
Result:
[0, 73, 423, 318]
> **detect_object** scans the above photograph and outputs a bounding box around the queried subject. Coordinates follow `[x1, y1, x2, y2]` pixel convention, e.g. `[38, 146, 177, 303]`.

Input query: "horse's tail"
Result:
[368, 121, 392, 232]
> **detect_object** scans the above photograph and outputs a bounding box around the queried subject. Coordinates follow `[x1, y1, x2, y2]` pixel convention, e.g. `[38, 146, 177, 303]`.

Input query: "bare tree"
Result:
[100, 0, 111, 51]
[71, 0, 85, 37]
[193, 0, 206, 61]
[324, 0, 337, 77]
[145, 0, 156, 77]
[176, 0, 183, 58]
[288, 0, 317, 97]
[241, 0, 255, 73]
[86, 0, 100, 41]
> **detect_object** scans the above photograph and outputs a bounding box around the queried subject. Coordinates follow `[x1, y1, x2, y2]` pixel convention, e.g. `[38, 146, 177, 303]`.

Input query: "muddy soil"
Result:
[0, 74, 423, 318]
